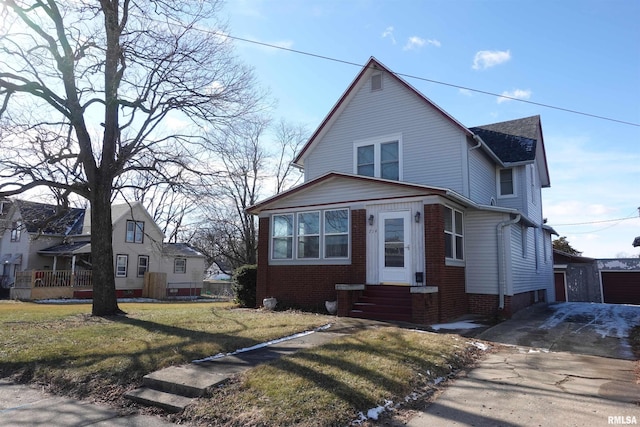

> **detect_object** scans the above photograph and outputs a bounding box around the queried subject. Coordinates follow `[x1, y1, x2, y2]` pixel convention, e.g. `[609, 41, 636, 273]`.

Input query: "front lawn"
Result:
[0, 300, 484, 425]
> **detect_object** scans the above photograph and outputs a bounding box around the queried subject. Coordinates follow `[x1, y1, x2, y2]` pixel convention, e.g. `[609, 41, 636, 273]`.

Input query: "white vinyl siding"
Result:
[464, 211, 500, 294]
[468, 145, 496, 203]
[304, 71, 466, 193]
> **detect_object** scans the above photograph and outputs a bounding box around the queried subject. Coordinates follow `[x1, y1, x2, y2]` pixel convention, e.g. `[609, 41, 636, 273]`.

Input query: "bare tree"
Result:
[0, 0, 262, 315]
[192, 119, 306, 271]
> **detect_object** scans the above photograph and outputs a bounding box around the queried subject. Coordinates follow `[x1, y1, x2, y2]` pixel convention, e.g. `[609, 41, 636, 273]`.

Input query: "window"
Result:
[272, 214, 293, 259]
[10, 221, 21, 242]
[137, 255, 149, 277]
[371, 73, 382, 91]
[174, 258, 186, 274]
[126, 220, 144, 243]
[324, 209, 349, 258]
[499, 168, 514, 196]
[116, 255, 128, 277]
[271, 208, 349, 260]
[297, 212, 320, 258]
[354, 135, 402, 181]
[443, 206, 463, 260]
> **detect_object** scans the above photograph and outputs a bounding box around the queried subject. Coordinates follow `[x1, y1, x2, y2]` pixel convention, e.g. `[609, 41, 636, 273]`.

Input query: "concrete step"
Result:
[125, 387, 193, 413]
[142, 364, 231, 397]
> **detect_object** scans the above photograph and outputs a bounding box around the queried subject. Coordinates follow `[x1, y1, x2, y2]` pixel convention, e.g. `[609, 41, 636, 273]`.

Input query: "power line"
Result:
[551, 215, 638, 227]
[218, 33, 640, 128]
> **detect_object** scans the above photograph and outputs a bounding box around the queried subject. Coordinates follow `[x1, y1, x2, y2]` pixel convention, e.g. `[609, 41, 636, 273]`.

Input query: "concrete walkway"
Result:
[406, 303, 640, 427]
[0, 318, 382, 426]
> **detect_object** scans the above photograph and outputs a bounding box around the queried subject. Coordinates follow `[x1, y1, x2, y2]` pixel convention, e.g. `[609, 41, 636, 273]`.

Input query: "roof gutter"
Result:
[497, 214, 521, 310]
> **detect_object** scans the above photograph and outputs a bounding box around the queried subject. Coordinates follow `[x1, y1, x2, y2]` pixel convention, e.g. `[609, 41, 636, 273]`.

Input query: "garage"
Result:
[601, 272, 640, 304]
[598, 258, 640, 305]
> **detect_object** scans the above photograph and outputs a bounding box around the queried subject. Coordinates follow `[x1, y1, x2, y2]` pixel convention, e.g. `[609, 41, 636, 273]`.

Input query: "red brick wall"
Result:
[469, 289, 547, 318]
[411, 292, 439, 324]
[256, 210, 366, 310]
[424, 204, 467, 322]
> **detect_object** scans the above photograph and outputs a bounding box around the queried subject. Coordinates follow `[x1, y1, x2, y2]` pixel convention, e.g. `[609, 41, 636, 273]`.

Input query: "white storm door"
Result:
[379, 211, 411, 284]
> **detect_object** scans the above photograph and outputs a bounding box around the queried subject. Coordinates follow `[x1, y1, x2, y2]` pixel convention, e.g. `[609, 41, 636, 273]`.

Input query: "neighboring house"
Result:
[553, 250, 600, 303]
[0, 199, 205, 300]
[248, 57, 556, 324]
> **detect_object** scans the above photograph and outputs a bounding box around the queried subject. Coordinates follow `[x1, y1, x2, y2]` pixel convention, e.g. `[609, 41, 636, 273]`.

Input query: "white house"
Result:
[1, 199, 205, 300]
[248, 57, 556, 323]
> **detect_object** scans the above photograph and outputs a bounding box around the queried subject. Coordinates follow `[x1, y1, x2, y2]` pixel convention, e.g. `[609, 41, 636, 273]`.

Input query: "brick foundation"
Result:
[411, 291, 439, 324]
[469, 289, 548, 318]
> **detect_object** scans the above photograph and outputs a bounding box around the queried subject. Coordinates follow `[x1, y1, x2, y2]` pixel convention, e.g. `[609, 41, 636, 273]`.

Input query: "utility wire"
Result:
[218, 33, 640, 128]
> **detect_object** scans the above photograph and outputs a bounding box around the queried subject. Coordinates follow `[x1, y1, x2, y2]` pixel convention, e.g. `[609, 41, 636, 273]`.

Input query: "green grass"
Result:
[0, 301, 483, 426]
[0, 300, 331, 400]
[182, 328, 481, 426]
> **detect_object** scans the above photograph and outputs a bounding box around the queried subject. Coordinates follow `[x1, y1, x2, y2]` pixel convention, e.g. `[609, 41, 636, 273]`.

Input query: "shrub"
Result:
[232, 264, 257, 307]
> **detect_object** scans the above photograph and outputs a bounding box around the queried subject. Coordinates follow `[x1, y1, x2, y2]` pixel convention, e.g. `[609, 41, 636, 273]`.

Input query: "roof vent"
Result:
[490, 197, 496, 206]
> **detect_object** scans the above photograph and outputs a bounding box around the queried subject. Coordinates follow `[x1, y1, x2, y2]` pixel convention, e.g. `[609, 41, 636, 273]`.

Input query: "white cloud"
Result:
[382, 26, 396, 44]
[472, 50, 511, 70]
[458, 88, 473, 97]
[402, 36, 440, 51]
[496, 89, 531, 103]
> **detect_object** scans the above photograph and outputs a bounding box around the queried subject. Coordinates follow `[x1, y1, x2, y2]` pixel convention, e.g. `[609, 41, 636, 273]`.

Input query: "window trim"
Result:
[116, 254, 128, 278]
[125, 220, 145, 243]
[270, 208, 350, 262]
[497, 167, 516, 198]
[353, 133, 403, 181]
[443, 206, 464, 262]
[137, 255, 149, 278]
[174, 258, 186, 274]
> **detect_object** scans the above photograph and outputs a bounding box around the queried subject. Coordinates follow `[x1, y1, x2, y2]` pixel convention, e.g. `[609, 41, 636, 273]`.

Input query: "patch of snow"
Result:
[366, 400, 393, 420]
[192, 323, 333, 363]
[431, 321, 485, 331]
[433, 376, 445, 385]
[468, 341, 490, 351]
[540, 302, 640, 339]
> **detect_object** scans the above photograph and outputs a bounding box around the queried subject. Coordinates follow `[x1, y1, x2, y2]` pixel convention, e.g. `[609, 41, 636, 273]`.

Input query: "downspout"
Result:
[496, 214, 521, 309]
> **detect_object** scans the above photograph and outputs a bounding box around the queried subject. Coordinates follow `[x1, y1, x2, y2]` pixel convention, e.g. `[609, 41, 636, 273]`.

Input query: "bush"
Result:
[232, 264, 257, 308]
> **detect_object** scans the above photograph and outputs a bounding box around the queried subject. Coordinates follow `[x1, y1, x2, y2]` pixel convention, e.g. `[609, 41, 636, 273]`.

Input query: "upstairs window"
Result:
[126, 220, 144, 243]
[10, 221, 21, 242]
[499, 168, 515, 197]
[443, 206, 464, 261]
[354, 135, 402, 181]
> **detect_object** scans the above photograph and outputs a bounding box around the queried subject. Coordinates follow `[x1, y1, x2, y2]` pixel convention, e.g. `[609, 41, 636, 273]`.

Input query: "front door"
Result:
[379, 211, 411, 284]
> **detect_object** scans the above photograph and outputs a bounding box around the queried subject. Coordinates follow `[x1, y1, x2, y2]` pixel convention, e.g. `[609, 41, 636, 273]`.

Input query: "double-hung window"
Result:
[297, 212, 320, 259]
[354, 134, 402, 181]
[137, 255, 149, 277]
[271, 208, 349, 260]
[498, 168, 515, 197]
[10, 221, 21, 242]
[126, 220, 144, 243]
[272, 214, 294, 259]
[174, 258, 186, 274]
[443, 206, 464, 261]
[116, 254, 128, 277]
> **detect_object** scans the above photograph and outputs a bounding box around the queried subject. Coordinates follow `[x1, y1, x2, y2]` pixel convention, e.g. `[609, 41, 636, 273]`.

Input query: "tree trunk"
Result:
[90, 182, 121, 316]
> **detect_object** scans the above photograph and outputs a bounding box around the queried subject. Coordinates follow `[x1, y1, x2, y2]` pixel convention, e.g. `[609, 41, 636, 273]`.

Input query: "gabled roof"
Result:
[14, 200, 85, 236]
[472, 115, 551, 187]
[469, 127, 536, 163]
[293, 57, 474, 167]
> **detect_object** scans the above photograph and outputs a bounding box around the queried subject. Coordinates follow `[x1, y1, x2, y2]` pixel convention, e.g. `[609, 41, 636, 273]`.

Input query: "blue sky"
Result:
[222, 0, 640, 258]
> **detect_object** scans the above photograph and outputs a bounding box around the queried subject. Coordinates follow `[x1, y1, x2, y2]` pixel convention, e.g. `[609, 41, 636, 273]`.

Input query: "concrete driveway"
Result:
[406, 303, 640, 427]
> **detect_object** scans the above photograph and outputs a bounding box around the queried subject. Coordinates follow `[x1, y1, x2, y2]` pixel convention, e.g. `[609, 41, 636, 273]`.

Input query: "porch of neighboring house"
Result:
[12, 269, 92, 300]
